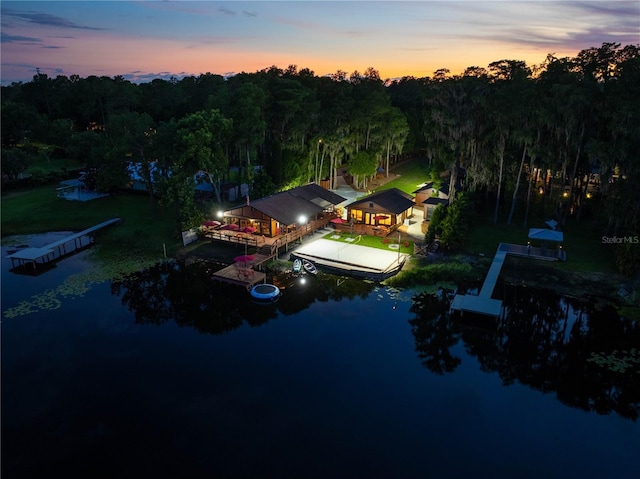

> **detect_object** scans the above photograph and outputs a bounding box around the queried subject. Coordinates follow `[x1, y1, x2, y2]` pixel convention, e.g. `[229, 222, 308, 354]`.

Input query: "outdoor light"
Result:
[586, 193, 592, 199]
[217, 210, 223, 218]
[298, 215, 307, 225]
[563, 191, 569, 197]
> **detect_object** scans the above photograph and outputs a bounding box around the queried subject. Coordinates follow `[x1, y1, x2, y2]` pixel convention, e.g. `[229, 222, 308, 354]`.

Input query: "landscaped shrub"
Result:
[387, 260, 481, 288]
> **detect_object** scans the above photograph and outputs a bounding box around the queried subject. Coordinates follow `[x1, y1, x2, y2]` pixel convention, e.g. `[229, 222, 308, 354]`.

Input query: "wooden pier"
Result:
[211, 264, 266, 288]
[450, 242, 563, 318]
[210, 251, 276, 289]
[8, 218, 121, 271]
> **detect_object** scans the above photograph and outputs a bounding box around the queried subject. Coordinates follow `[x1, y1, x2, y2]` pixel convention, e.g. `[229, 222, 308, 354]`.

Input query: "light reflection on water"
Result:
[1, 236, 639, 479]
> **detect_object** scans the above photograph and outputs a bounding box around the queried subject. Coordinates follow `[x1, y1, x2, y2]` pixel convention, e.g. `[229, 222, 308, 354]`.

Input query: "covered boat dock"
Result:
[8, 218, 121, 271]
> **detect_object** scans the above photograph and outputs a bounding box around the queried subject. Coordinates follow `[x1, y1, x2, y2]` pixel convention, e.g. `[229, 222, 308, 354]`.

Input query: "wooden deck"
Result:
[8, 218, 121, 271]
[204, 216, 334, 258]
[211, 264, 266, 288]
[450, 242, 563, 319]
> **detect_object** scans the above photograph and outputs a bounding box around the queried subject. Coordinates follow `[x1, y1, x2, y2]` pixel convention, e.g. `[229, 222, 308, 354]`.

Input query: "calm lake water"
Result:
[2, 235, 639, 479]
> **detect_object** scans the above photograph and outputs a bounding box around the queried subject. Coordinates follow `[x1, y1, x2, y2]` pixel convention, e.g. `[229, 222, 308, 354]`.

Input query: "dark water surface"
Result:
[2, 236, 639, 479]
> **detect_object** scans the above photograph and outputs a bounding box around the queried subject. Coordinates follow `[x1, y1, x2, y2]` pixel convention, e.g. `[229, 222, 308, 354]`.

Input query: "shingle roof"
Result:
[287, 182, 347, 206]
[247, 183, 346, 226]
[423, 197, 449, 206]
[348, 188, 415, 214]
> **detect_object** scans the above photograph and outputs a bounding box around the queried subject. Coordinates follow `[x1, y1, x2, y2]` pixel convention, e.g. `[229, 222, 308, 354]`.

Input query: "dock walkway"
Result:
[450, 242, 562, 318]
[8, 218, 121, 271]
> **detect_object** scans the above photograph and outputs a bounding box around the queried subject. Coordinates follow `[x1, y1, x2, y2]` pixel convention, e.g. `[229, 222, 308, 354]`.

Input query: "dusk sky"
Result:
[1, 1, 639, 85]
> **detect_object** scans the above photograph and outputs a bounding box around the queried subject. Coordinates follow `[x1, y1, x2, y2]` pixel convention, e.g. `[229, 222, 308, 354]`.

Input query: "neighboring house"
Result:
[127, 161, 166, 192]
[346, 188, 415, 231]
[127, 163, 248, 200]
[221, 183, 346, 237]
[56, 175, 109, 202]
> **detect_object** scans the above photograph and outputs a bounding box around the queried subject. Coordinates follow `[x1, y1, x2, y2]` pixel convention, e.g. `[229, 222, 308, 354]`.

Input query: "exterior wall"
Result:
[347, 201, 413, 228]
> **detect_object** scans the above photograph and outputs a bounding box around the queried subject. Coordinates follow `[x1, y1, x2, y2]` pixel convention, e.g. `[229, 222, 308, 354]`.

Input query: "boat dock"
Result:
[450, 242, 563, 318]
[211, 265, 266, 289]
[210, 251, 274, 288]
[290, 238, 408, 280]
[8, 218, 121, 271]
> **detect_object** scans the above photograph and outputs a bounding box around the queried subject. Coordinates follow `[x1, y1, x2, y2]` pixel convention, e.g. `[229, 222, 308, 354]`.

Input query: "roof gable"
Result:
[348, 188, 415, 214]
[245, 183, 346, 225]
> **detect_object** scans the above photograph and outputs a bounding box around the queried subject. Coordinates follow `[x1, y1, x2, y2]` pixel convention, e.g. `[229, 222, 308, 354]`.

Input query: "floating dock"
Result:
[211, 264, 266, 288]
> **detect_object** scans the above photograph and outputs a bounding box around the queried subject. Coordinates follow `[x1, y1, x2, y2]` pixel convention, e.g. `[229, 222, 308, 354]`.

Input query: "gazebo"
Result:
[528, 228, 563, 243]
[528, 228, 565, 261]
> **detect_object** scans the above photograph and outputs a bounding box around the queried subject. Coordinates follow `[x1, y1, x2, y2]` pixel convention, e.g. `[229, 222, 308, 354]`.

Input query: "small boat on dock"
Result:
[250, 283, 281, 302]
[302, 259, 318, 275]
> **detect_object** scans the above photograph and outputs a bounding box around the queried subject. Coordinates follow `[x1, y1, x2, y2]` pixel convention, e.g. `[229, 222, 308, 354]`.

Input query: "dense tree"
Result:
[1, 148, 33, 180]
[174, 109, 232, 203]
[107, 112, 157, 206]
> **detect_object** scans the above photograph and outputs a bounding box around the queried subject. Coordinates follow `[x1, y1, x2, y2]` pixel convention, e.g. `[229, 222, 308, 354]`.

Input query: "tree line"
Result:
[1, 42, 638, 251]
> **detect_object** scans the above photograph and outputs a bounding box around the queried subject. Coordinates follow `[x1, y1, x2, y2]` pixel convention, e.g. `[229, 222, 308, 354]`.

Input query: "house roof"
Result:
[348, 188, 415, 214]
[423, 197, 449, 206]
[243, 183, 346, 226]
[286, 183, 347, 207]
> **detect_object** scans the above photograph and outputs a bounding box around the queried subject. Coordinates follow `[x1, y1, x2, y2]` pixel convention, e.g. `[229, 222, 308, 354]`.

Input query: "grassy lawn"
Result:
[28, 157, 82, 175]
[465, 215, 617, 274]
[1, 186, 181, 260]
[321, 231, 414, 255]
[372, 159, 433, 194]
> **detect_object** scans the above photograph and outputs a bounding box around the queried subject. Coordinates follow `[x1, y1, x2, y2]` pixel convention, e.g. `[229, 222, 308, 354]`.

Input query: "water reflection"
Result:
[111, 259, 639, 421]
[410, 285, 640, 421]
[111, 260, 377, 334]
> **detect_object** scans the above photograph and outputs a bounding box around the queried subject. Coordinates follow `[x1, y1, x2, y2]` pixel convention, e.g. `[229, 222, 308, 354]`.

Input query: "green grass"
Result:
[28, 157, 82, 175]
[465, 215, 617, 274]
[2, 186, 181, 261]
[321, 231, 414, 255]
[372, 159, 432, 194]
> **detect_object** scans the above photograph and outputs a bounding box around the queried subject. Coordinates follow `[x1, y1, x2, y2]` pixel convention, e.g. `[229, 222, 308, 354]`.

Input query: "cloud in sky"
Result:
[5, 10, 104, 30]
[1, 1, 638, 85]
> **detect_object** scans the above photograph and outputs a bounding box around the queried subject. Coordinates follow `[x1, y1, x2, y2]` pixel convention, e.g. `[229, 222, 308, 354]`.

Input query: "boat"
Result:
[250, 283, 281, 302]
[302, 259, 318, 275]
[293, 258, 302, 274]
